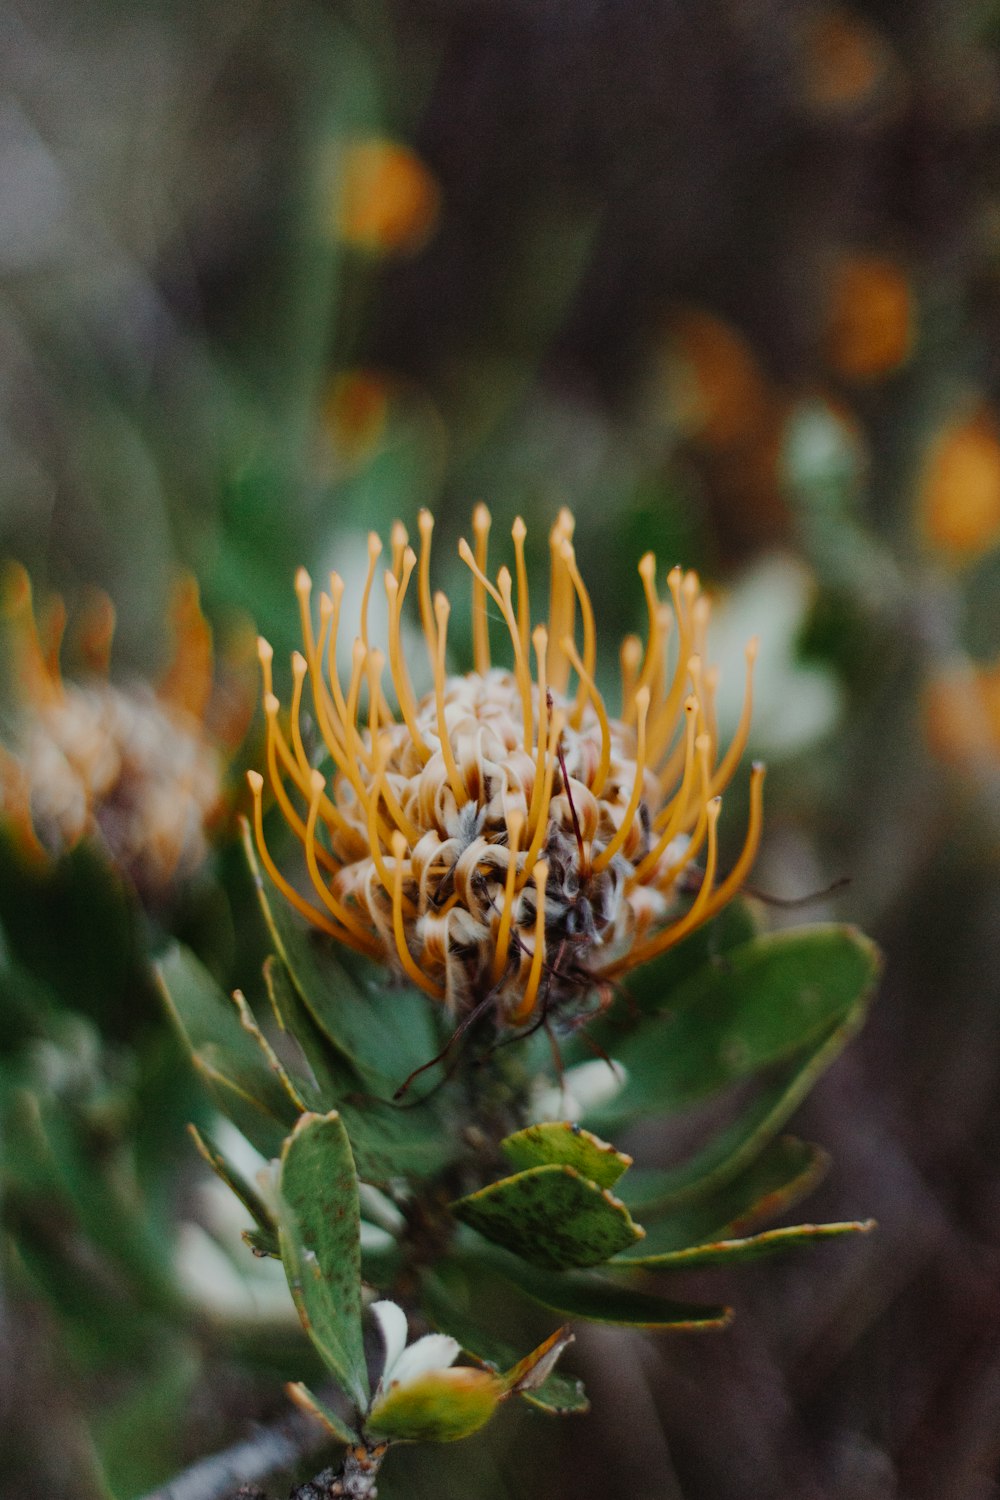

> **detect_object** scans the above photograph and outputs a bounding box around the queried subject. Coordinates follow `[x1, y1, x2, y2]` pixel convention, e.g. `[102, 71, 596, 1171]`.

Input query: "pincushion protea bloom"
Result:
[248, 508, 764, 1025]
[0, 565, 251, 897]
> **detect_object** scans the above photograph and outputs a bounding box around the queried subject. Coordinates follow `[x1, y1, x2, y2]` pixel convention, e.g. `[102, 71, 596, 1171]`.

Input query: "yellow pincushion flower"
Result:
[248, 508, 764, 1025]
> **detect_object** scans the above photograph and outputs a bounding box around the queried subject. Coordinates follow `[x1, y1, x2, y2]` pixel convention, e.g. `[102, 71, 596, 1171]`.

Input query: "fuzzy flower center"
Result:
[249, 507, 764, 1023]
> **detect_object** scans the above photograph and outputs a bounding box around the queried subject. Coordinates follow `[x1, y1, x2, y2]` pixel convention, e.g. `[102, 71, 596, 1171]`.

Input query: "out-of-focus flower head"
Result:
[919, 405, 1000, 561]
[0, 565, 253, 898]
[333, 138, 440, 257]
[249, 508, 764, 1025]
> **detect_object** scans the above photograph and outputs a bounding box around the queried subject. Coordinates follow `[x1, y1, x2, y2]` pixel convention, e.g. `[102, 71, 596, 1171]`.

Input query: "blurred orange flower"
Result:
[335, 139, 440, 256]
[919, 408, 1000, 560]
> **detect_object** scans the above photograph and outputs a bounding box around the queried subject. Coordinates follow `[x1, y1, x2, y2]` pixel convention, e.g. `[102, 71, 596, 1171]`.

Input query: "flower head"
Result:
[0, 565, 251, 897]
[249, 508, 764, 1023]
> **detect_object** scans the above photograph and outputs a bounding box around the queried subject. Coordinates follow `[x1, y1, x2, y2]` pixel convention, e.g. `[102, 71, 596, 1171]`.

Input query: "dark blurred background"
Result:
[2, 0, 1000, 1496]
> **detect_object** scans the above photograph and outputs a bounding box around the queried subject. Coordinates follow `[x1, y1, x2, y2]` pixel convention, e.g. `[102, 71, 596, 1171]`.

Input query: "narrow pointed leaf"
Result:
[278, 1112, 368, 1409]
[243, 823, 444, 1096]
[601, 1008, 865, 1205]
[286, 1382, 359, 1445]
[190, 1056, 288, 1159]
[500, 1123, 631, 1188]
[156, 944, 298, 1129]
[452, 1164, 645, 1269]
[610, 1218, 876, 1269]
[188, 1123, 277, 1245]
[481, 1251, 731, 1329]
[618, 1136, 828, 1254]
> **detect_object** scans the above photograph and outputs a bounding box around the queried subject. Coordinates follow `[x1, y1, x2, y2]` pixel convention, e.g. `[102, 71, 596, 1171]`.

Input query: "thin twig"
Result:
[139, 1408, 334, 1500]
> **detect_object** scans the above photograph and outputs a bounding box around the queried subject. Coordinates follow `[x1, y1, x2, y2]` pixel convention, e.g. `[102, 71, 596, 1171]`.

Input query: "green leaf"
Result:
[421, 1274, 589, 1416]
[189, 1055, 288, 1160]
[156, 943, 299, 1130]
[278, 1111, 368, 1410]
[263, 950, 458, 1184]
[480, 1251, 731, 1330]
[188, 1123, 278, 1255]
[451, 1165, 645, 1269]
[0, 831, 149, 1029]
[263, 953, 350, 1105]
[337, 1097, 457, 1185]
[604, 1010, 864, 1206]
[286, 1382, 359, 1445]
[588, 925, 880, 1130]
[610, 1218, 876, 1270]
[616, 897, 762, 1019]
[618, 1135, 827, 1248]
[500, 1123, 631, 1188]
[366, 1368, 502, 1443]
[242, 823, 444, 1097]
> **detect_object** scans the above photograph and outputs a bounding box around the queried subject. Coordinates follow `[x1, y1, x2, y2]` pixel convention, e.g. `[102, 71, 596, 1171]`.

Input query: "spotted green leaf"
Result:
[500, 1122, 631, 1189]
[278, 1111, 368, 1410]
[451, 1165, 645, 1269]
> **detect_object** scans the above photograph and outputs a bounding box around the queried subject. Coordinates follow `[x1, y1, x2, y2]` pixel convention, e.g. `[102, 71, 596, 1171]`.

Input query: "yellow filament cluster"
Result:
[249, 508, 764, 1021]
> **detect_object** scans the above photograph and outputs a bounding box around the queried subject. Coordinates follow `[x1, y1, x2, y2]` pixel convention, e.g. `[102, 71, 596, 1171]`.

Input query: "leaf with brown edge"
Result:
[608, 1218, 876, 1269]
[451, 1164, 645, 1269]
[277, 1111, 368, 1411]
[500, 1122, 632, 1188]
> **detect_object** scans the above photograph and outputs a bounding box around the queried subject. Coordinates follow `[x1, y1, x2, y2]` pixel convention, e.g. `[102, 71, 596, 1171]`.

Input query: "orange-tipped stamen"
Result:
[263, 696, 343, 863]
[247, 771, 353, 943]
[592, 687, 650, 874]
[359, 532, 382, 653]
[305, 771, 381, 952]
[385, 557, 430, 759]
[289, 653, 313, 780]
[497, 568, 535, 750]
[620, 634, 642, 720]
[521, 708, 565, 883]
[390, 831, 444, 1001]
[294, 568, 317, 664]
[432, 593, 467, 805]
[491, 811, 524, 982]
[458, 540, 533, 748]
[547, 510, 576, 695]
[472, 502, 492, 676]
[699, 761, 766, 919]
[524, 626, 550, 832]
[390, 520, 409, 579]
[512, 516, 530, 654]
[417, 508, 436, 667]
[560, 540, 596, 729]
[561, 635, 612, 797]
[508, 861, 549, 1025]
[633, 698, 699, 883]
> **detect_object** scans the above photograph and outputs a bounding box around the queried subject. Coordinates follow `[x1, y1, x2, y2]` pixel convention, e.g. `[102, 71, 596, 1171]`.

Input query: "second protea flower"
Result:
[249, 507, 763, 1024]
